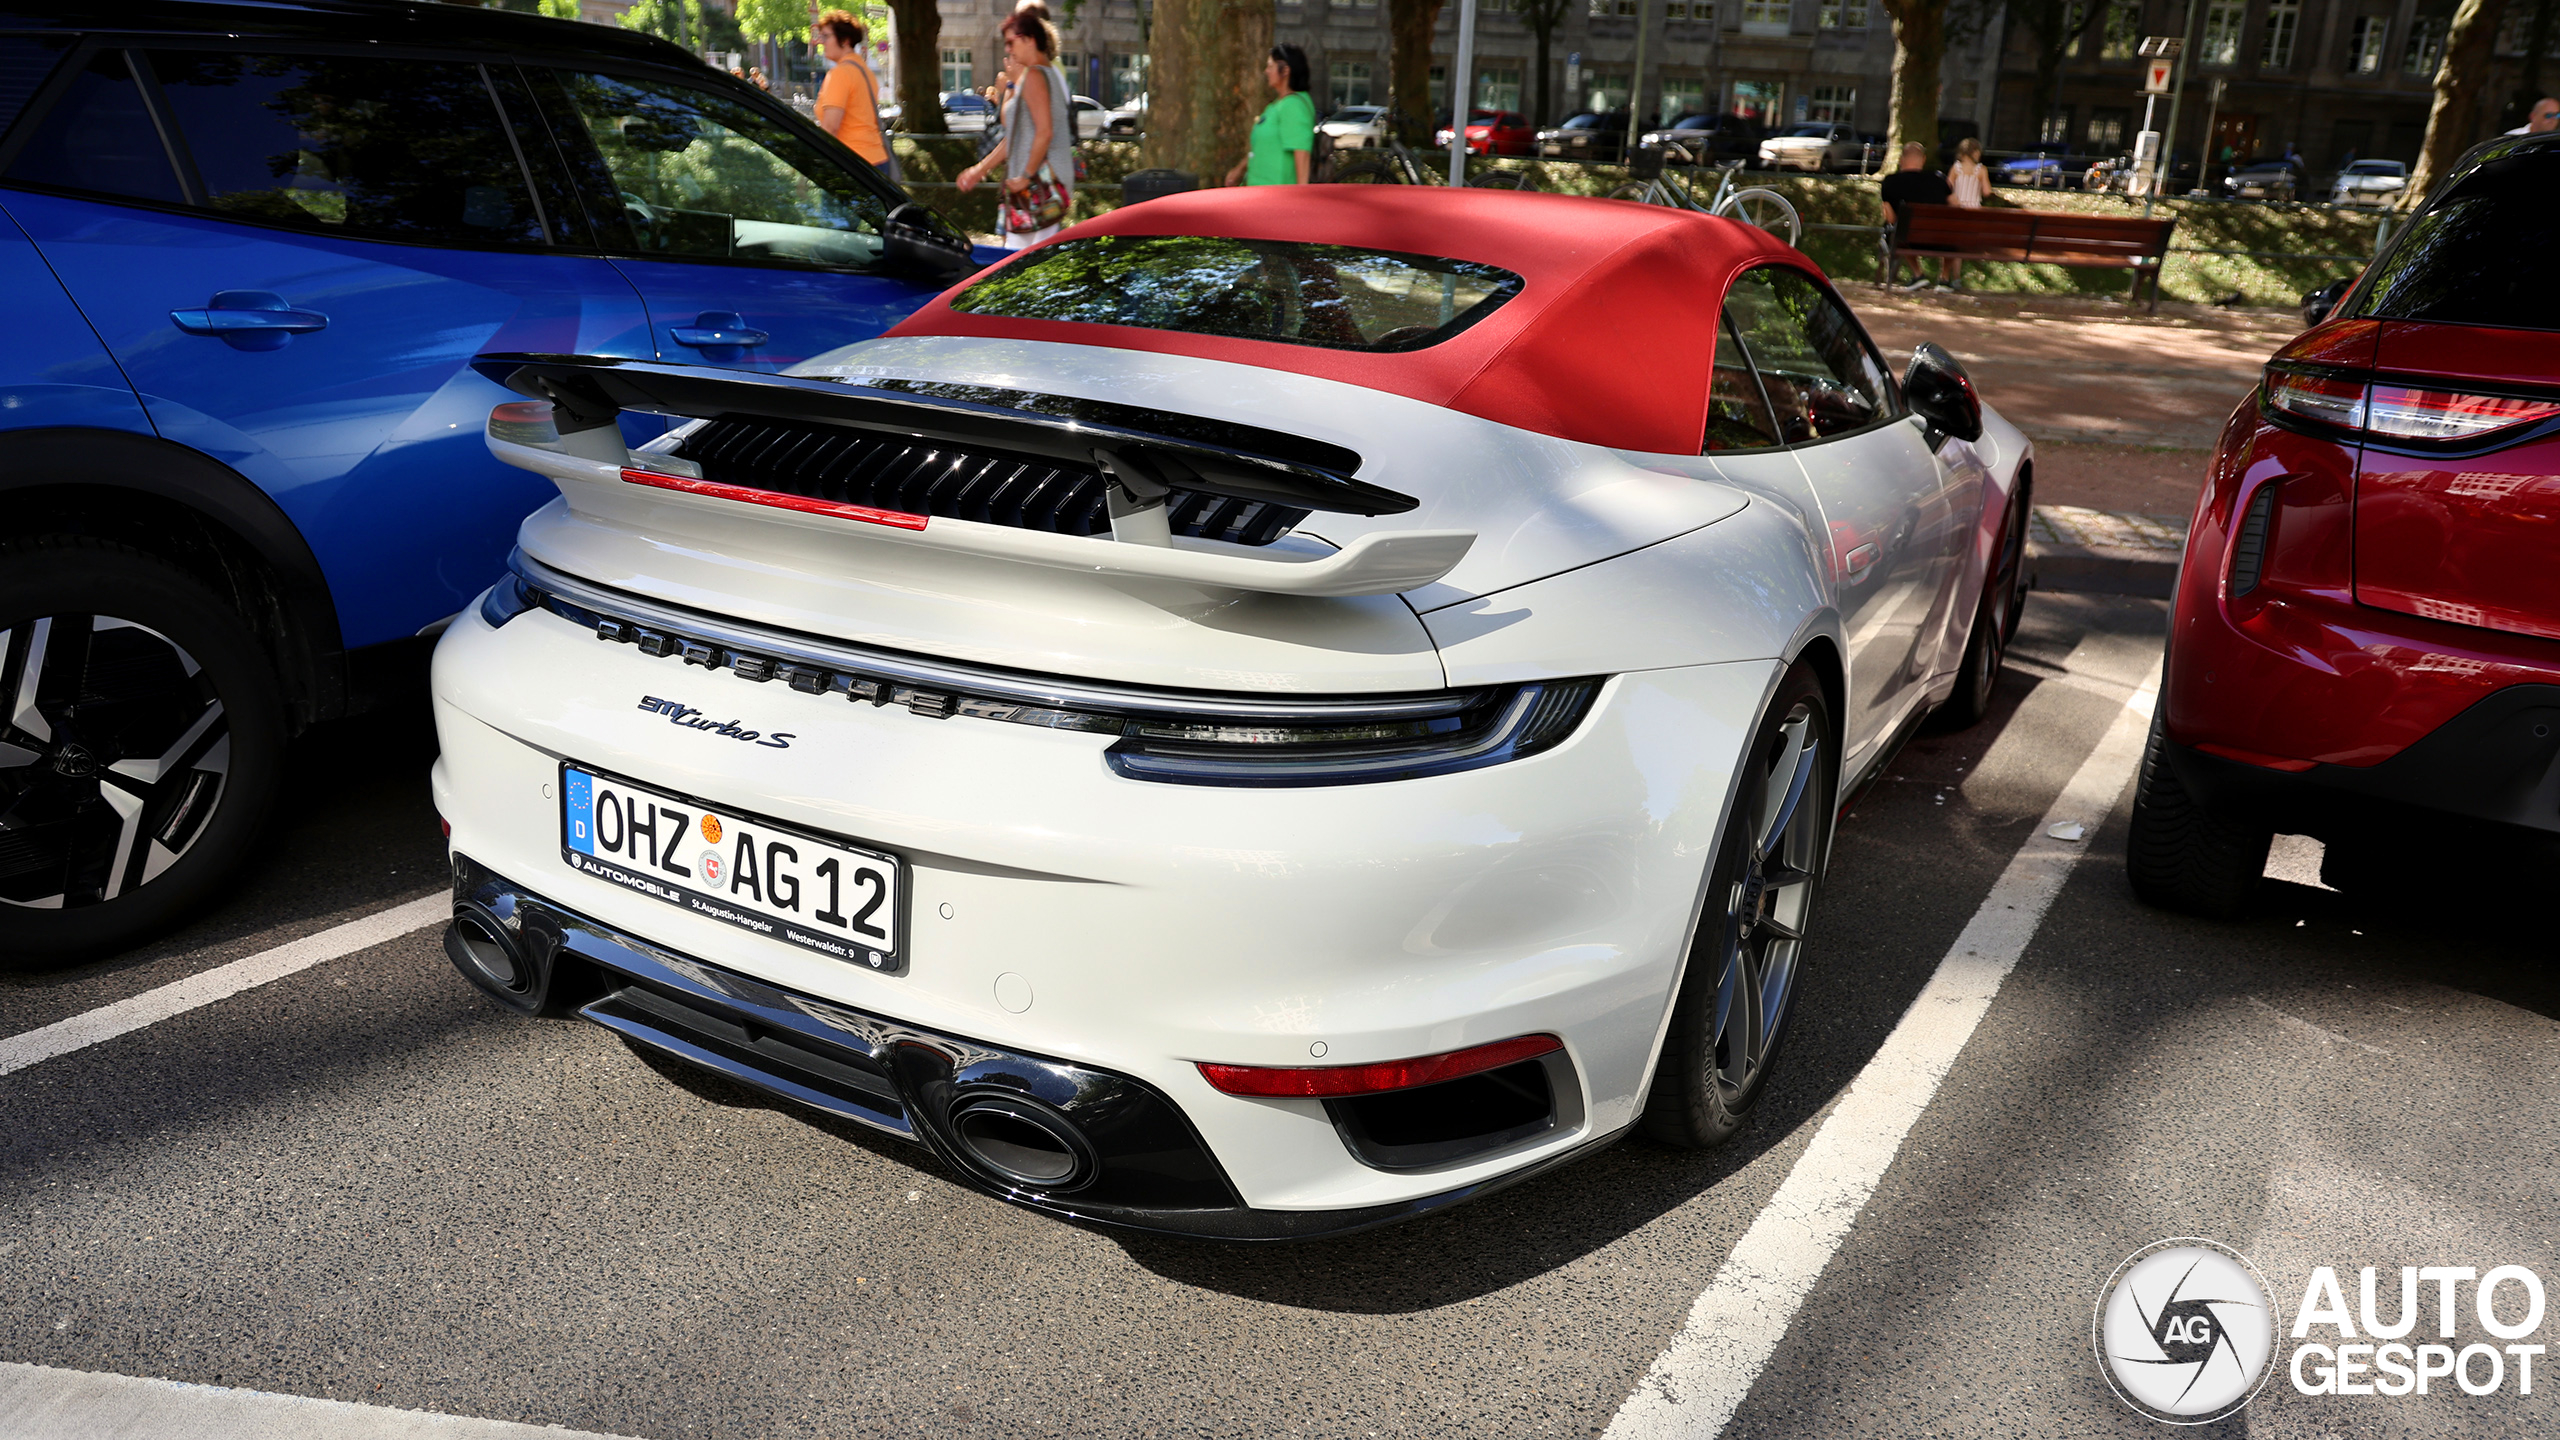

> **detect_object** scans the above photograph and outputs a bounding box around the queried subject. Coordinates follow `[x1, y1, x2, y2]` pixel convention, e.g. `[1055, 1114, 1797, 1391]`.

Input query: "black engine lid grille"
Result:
[674, 418, 1309, 547]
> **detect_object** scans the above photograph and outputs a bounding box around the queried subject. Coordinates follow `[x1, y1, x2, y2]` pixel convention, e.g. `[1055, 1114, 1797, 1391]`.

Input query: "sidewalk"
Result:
[1851, 289, 2292, 594]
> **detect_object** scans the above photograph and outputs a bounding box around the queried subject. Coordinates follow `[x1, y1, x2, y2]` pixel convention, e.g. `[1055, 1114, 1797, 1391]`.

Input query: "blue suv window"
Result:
[4, 49, 184, 204]
[0, 34, 69, 137]
[146, 50, 549, 247]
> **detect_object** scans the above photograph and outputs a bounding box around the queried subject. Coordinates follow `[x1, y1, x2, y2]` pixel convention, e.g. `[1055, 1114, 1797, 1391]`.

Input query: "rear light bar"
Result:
[2264, 364, 2560, 446]
[620, 467, 930, 532]
[1198, 1034, 1562, 1098]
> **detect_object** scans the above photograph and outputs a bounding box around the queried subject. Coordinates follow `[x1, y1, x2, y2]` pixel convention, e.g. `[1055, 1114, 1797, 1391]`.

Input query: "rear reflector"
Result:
[2264, 370, 2367, 431]
[1198, 1033, 1562, 1098]
[2196, 743, 2316, 773]
[620, 468, 930, 531]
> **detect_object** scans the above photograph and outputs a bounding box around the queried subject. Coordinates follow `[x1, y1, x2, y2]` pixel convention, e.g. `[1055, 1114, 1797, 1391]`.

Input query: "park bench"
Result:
[1886, 206, 2177, 312]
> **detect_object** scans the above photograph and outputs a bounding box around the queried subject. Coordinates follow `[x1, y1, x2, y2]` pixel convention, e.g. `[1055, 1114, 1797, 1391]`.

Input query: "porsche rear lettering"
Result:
[635, 695, 794, 749]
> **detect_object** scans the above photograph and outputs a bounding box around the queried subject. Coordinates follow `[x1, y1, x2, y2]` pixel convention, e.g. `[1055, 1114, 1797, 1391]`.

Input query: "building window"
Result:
[1475, 67, 1522, 111]
[2086, 107, 2127, 149]
[2261, 0, 2300, 68]
[1327, 61, 1373, 107]
[2040, 107, 2072, 143]
[2348, 15, 2387, 73]
[2101, 1, 2140, 58]
[1819, 0, 1869, 28]
[1430, 64, 1447, 111]
[1108, 53, 1146, 105]
[2402, 16, 2443, 74]
[1807, 85, 1856, 122]
[940, 48, 973, 92]
[1584, 72, 1631, 113]
[2200, 0, 2243, 65]
[1659, 77, 1709, 121]
[1730, 78, 1783, 124]
[1741, 0, 1791, 33]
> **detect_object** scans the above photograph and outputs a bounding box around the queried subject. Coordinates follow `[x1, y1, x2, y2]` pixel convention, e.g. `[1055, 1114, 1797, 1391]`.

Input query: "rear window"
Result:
[947, 234, 1524, 353]
[2357, 145, 2560, 332]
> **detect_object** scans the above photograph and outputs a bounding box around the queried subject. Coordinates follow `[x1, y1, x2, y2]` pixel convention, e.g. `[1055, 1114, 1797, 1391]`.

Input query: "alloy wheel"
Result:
[0, 615, 232, 910]
[1708, 701, 1824, 1103]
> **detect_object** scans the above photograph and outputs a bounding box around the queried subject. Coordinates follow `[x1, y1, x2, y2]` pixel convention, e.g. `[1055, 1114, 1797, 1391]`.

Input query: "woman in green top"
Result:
[1227, 45, 1315, 185]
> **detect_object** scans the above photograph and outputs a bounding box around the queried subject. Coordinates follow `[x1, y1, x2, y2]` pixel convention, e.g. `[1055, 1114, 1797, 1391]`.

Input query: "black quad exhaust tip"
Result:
[449, 900, 528, 994]
[946, 1092, 1098, 1193]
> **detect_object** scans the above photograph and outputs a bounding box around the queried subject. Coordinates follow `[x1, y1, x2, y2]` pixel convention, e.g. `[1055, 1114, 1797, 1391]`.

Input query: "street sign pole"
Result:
[1628, 0, 1653, 162]
[2147, 2, 2201, 215]
[1449, 0, 1480, 184]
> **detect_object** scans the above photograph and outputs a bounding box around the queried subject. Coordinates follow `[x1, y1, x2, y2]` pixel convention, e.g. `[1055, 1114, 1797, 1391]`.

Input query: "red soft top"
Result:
[886, 185, 1815, 455]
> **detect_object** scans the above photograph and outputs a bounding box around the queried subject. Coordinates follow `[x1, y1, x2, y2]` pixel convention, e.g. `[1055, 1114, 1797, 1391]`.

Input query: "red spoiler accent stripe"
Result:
[620, 467, 930, 531]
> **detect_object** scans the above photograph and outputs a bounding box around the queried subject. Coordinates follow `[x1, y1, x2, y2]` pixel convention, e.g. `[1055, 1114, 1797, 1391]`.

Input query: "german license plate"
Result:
[558, 763, 904, 974]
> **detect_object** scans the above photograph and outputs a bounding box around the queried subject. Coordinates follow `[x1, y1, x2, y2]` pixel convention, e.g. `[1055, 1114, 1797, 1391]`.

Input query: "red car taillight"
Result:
[1197, 1034, 1561, 1098]
[2264, 364, 2560, 446]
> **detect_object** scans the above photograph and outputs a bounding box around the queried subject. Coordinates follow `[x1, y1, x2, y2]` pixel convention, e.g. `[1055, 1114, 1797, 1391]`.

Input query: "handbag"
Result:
[1000, 163, 1070, 234]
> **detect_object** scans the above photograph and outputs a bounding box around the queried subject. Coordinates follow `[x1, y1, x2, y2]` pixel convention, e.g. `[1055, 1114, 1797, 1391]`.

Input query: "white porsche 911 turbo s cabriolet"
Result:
[429, 186, 2031, 1239]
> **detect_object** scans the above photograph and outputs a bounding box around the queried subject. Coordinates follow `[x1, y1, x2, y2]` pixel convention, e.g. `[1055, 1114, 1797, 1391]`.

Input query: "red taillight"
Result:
[620, 468, 930, 531]
[1197, 1033, 1561, 1098]
[2363, 384, 2560, 443]
[2265, 366, 2560, 446]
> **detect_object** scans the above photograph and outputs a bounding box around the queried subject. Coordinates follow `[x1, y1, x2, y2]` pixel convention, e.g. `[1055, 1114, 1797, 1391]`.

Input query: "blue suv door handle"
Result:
[169, 291, 330, 352]
[668, 310, 769, 362]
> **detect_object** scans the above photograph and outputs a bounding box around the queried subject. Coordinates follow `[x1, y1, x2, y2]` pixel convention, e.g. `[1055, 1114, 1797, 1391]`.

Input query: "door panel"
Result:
[2, 45, 655, 648]
[531, 67, 940, 373]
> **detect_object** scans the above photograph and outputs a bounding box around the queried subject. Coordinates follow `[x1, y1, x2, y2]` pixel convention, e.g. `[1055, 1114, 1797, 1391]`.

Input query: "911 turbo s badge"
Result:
[637, 696, 794, 749]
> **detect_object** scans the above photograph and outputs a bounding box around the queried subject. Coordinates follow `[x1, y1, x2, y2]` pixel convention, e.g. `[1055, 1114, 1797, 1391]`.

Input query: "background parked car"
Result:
[0, 0, 980, 960]
[1070, 93, 1108, 140]
[1538, 110, 1631, 162]
[1102, 91, 1147, 136]
[1996, 142, 2091, 188]
[940, 90, 997, 134]
[1319, 104, 1387, 150]
[2329, 158, 2407, 206]
[1757, 122, 1869, 173]
[1435, 109, 1535, 156]
[2221, 158, 2301, 200]
[1640, 112, 1764, 165]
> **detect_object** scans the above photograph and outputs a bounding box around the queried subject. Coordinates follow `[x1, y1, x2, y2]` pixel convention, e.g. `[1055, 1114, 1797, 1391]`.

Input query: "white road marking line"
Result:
[0, 894, 448, 1080]
[0, 1361, 642, 1439]
[1605, 658, 2163, 1440]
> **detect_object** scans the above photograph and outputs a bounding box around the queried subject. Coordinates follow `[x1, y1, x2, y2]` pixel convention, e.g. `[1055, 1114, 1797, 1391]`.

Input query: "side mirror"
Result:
[2301, 278, 2351, 329]
[882, 202, 978, 285]
[1903, 341, 1983, 444]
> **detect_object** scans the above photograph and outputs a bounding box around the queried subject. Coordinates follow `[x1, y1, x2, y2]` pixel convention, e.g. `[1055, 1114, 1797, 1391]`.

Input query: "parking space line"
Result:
[0, 1360, 640, 1439]
[0, 894, 447, 1080]
[1604, 658, 2163, 1439]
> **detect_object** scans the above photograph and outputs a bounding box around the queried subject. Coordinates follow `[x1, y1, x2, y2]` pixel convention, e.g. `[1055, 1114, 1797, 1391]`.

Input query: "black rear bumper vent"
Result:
[675, 418, 1308, 547]
[2229, 482, 2278, 596]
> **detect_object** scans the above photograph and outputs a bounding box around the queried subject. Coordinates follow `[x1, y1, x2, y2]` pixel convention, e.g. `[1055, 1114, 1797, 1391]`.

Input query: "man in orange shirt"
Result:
[813, 10, 895, 180]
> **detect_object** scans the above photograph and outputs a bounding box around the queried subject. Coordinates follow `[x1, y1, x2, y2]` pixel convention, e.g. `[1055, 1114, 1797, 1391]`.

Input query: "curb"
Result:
[2024, 505, 2186, 599]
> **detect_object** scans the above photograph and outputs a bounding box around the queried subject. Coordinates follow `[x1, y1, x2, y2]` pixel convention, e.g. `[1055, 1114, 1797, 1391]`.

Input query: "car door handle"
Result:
[669, 311, 770, 354]
[169, 290, 329, 352]
[1843, 543, 1880, 581]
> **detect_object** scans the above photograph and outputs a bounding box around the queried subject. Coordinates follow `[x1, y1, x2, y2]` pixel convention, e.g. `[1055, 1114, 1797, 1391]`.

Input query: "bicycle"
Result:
[1329, 134, 1541, 190]
[1608, 146, 1801, 248]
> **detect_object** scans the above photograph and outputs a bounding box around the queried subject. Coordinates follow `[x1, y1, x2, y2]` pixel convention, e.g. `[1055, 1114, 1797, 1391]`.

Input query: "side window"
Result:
[3, 49, 184, 205]
[1722, 266, 1896, 443]
[145, 51, 548, 247]
[1706, 310, 1782, 451]
[0, 34, 71, 138]
[540, 70, 889, 271]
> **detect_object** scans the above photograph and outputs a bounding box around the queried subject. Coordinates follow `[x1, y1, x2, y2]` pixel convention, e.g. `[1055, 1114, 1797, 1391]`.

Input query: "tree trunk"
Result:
[1148, 0, 1276, 178]
[884, 0, 941, 134]
[2406, 0, 2509, 207]
[1881, 0, 1948, 158]
[1532, 21, 1554, 127]
[1389, 0, 1450, 145]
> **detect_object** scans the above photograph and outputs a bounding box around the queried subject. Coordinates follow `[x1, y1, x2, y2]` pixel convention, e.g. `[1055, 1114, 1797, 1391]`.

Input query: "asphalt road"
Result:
[5, 590, 2555, 1439]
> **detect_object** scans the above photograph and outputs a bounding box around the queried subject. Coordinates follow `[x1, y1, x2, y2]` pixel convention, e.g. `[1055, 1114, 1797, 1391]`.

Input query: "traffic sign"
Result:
[2144, 58, 2174, 93]
[2138, 35, 2183, 56]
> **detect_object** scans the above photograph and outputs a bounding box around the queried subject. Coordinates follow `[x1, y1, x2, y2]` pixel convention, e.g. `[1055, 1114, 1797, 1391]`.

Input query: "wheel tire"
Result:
[1933, 486, 2029, 731]
[1330, 160, 1399, 185]
[2125, 719, 2270, 920]
[1642, 661, 1836, 1149]
[0, 538, 288, 964]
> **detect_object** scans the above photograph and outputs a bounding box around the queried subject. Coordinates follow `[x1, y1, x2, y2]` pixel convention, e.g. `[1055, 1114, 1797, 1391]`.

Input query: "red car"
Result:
[2130, 130, 2560, 916]
[1435, 109, 1535, 157]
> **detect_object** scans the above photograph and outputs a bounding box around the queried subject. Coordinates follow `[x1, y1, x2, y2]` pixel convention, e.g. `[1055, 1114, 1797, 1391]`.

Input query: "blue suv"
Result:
[0, 1, 981, 959]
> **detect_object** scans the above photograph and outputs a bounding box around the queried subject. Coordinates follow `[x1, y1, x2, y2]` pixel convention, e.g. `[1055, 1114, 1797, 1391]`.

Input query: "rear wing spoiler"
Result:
[470, 353, 1476, 599]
